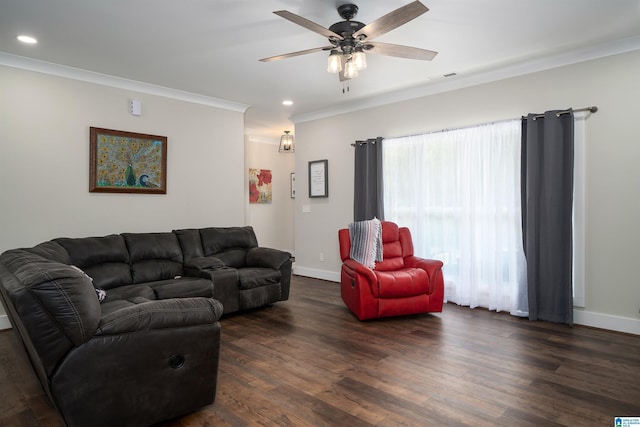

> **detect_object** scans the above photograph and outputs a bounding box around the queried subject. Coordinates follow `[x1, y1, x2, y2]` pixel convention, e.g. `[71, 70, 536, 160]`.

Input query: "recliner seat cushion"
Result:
[375, 268, 430, 298]
[238, 268, 281, 290]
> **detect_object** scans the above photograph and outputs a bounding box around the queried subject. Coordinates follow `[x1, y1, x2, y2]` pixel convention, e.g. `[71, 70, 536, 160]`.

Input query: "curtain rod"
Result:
[528, 106, 598, 120]
[350, 138, 379, 147]
[351, 106, 598, 144]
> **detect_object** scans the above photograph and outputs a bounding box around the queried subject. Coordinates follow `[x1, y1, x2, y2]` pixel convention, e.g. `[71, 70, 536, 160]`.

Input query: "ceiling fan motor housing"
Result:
[328, 20, 366, 54]
[337, 4, 359, 20]
[329, 20, 365, 38]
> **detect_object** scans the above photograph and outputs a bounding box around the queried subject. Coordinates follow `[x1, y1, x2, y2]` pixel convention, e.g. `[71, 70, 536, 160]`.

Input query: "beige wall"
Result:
[0, 65, 246, 321]
[245, 139, 295, 253]
[293, 50, 640, 332]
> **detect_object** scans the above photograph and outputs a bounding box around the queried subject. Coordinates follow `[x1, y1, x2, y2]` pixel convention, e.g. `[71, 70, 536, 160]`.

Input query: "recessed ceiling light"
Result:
[17, 35, 38, 44]
[282, 100, 293, 106]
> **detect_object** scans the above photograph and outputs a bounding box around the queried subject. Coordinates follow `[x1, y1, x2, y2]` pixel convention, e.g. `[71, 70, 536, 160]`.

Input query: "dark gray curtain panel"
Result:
[354, 137, 384, 221]
[521, 110, 574, 325]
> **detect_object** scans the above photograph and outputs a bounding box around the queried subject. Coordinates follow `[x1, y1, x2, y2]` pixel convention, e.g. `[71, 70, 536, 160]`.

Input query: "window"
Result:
[383, 120, 528, 316]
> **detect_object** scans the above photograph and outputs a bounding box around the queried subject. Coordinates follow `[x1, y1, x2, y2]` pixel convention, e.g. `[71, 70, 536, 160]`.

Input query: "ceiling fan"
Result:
[259, 1, 438, 82]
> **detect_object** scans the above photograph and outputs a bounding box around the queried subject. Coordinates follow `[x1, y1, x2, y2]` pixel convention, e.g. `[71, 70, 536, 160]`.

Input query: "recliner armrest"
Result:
[404, 256, 443, 272]
[341, 258, 378, 284]
[246, 247, 291, 270]
[184, 256, 225, 270]
[404, 256, 444, 292]
[96, 297, 223, 336]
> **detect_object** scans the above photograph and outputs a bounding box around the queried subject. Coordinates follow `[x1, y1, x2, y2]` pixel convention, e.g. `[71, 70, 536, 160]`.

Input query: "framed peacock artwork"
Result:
[89, 127, 167, 194]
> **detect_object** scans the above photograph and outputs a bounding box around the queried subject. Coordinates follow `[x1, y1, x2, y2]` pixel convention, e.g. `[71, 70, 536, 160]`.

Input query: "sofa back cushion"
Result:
[173, 228, 204, 262]
[55, 235, 132, 290]
[29, 241, 71, 264]
[123, 232, 183, 283]
[199, 227, 258, 268]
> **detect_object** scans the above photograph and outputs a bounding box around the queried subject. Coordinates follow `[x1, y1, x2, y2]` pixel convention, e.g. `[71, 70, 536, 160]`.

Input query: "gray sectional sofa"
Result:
[0, 226, 292, 427]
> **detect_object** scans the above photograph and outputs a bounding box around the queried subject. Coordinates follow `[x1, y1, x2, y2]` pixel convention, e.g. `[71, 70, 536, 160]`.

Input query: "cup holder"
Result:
[169, 354, 185, 369]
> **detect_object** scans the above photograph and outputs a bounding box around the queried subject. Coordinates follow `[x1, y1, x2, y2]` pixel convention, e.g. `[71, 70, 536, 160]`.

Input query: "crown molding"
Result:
[0, 52, 250, 113]
[291, 35, 640, 124]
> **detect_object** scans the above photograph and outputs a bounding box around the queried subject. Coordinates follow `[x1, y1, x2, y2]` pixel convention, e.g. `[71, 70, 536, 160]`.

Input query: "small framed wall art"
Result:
[308, 159, 328, 198]
[89, 127, 167, 194]
[249, 168, 273, 204]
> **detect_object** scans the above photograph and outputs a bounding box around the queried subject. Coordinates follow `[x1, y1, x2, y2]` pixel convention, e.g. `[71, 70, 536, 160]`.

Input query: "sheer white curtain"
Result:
[383, 120, 528, 316]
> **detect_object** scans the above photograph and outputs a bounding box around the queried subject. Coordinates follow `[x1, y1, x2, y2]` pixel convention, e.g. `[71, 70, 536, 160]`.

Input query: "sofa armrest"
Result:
[96, 297, 223, 336]
[246, 247, 291, 270]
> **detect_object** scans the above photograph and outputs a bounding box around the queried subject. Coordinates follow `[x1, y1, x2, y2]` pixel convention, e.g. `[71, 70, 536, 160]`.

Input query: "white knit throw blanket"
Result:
[348, 218, 383, 269]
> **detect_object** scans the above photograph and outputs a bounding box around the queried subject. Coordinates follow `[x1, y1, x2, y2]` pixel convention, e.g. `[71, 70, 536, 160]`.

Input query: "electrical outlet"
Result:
[319, 252, 325, 262]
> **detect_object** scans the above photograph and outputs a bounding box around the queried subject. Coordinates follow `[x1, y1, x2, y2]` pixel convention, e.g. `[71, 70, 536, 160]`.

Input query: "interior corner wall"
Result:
[293, 49, 640, 331]
[245, 139, 295, 253]
[0, 65, 246, 290]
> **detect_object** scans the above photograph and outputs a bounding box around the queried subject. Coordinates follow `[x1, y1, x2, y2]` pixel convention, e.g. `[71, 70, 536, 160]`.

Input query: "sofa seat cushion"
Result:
[146, 277, 214, 299]
[374, 268, 430, 298]
[238, 268, 281, 290]
[103, 285, 155, 303]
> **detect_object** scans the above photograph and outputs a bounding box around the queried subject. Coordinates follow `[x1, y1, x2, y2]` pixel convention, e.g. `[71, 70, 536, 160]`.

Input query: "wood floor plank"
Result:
[1, 275, 639, 426]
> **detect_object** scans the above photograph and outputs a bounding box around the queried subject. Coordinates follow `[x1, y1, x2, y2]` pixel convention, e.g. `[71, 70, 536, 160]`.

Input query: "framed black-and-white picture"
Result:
[308, 159, 328, 198]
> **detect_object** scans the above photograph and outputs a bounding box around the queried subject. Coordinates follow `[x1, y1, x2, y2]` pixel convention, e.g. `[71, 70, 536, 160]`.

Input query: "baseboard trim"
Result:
[573, 310, 640, 335]
[293, 266, 340, 283]
[0, 314, 11, 330]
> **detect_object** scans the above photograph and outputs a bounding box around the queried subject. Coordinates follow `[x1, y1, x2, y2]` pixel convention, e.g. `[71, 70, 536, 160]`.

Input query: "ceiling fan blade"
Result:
[274, 10, 343, 40]
[353, 1, 428, 41]
[259, 46, 334, 62]
[366, 42, 438, 60]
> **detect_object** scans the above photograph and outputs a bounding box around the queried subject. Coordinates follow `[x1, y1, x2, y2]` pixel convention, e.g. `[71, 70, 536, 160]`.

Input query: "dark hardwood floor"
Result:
[2, 275, 639, 426]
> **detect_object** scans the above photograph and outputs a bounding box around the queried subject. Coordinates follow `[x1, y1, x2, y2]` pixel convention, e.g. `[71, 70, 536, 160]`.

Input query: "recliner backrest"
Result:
[375, 221, 406, 271]
[55, 235, 133, 290]
[0, 249, 100, 377]
[122, 232, 184, 283]
[339, 221, 418, 271]
[173, 228, 204, 262]
[199, 226, 258, 268]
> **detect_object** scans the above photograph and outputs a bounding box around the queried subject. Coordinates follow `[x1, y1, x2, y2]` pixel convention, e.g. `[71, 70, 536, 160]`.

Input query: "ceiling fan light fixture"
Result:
[327, 50, 342, 73]
[353, 47, 367, 70]
[278, 131, 295, 153]
[344, 57, 359, 79]
[264, 2, 437, 87]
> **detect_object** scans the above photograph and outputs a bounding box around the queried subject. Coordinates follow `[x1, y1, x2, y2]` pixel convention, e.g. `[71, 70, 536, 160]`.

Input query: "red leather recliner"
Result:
[338, 221, 444, 320]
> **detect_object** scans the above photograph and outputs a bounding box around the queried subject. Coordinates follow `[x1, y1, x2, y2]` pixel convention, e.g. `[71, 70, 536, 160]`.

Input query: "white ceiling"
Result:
[1, 0, 640, 142]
